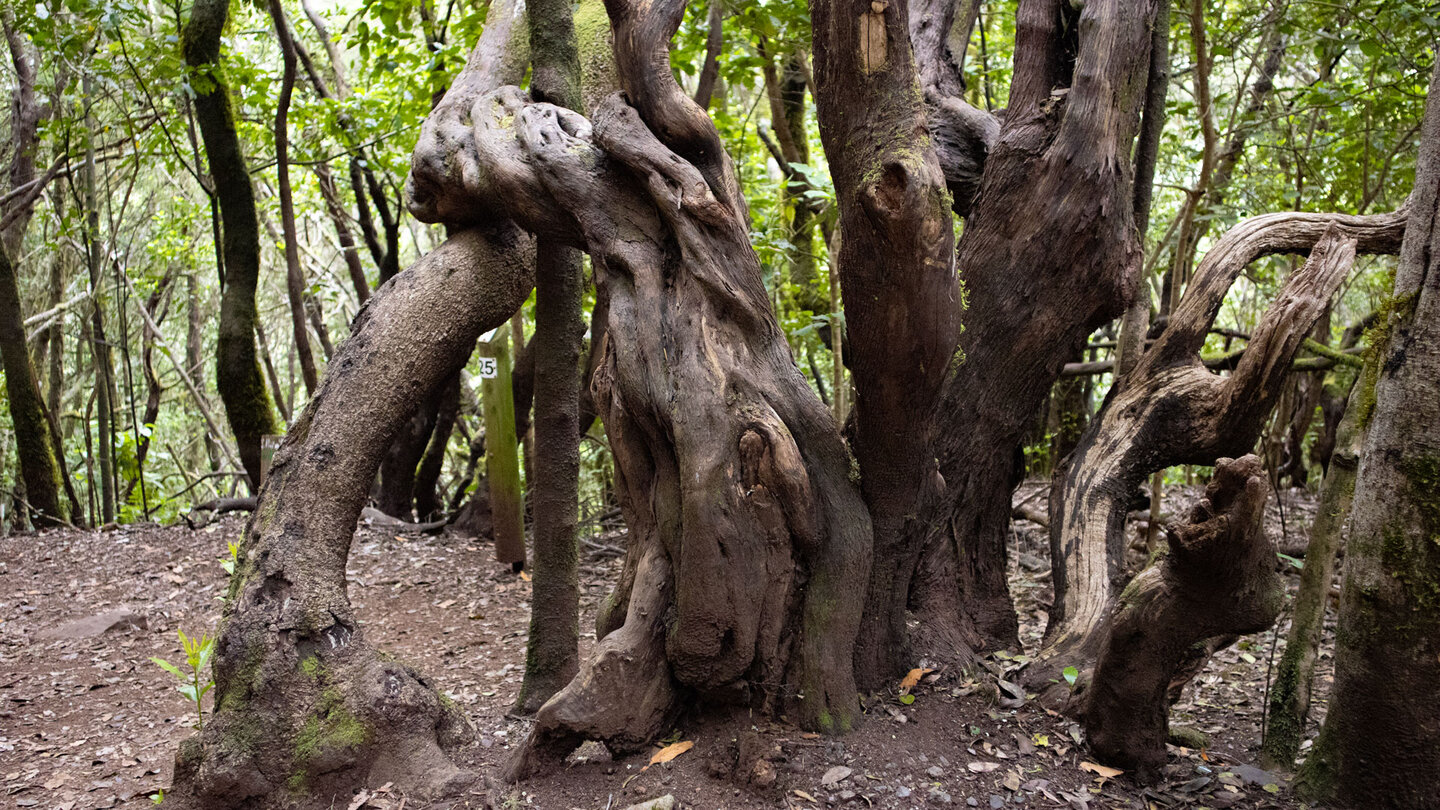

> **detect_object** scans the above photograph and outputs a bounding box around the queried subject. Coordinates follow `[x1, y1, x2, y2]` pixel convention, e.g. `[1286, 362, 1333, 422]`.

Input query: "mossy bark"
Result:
[0, 238, 65, 526]
[1260, 374, 1365, 770]
[516, 0, 585, 714]
[169, 226, 535, 809]
[183, 0, 281, 491]
[1298, 58, 1440, 810]
[481, 325, 526, 566]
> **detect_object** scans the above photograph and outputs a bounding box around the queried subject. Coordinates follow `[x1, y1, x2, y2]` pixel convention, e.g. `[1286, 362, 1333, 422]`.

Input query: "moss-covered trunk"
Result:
[0, 239, 65, 526]
[1298, 58, 1440, 809]
[515, 0, 585, 714]
[183, 0, 280, 491]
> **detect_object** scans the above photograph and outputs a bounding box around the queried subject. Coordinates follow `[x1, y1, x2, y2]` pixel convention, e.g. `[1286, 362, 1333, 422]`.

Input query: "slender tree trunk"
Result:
[1261, 372, 1365, 769]
[412, 373, 460, 520]
[184, 0, 281, 491]
[516, 0, 585, 714]
[269, 0, 319, 397]
[1298, 58, 1440, 809]
[0, 238, 64, 526]
[313, 162, 370, 304]
[82, 75, 116, 524]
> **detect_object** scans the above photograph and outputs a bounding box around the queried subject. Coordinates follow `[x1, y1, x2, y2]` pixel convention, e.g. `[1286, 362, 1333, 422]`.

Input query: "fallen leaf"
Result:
[968, 761, 1001, 773]
[1080, 761, 1123, 779]
[821, 766, 852, 787]
[519, 570, 532, 582]
[899, 667, 934, 693]
[642, 740, 694, 770]
[794, 789, 819, 803]
[346, 789, 372, 810]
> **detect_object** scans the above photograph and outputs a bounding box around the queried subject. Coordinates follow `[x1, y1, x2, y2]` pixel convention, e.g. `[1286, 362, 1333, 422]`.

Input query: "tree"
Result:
[183, 0, 281, 490]
[0, 237, 65, 526]
[1298, 54, 1440, 809]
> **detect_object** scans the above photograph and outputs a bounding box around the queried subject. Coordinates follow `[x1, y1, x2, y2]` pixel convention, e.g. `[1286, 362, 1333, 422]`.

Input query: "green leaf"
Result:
[898, 693, 915, 705]
[152, 657, 184, 678]
[1063, 666, 1079, 686]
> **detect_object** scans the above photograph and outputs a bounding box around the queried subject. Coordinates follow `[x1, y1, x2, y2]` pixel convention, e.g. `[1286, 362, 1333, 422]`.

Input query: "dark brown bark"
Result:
[516, 0, 586, 715]
[183, 0, 281, 491]
[312, 161, 370, 304]
[810, 0, 962, 684]
[1080, 455, 1283, 781]
[692, 0, 723, 110]
[375, 395, 438, 519]
[1036, 210, 1404, 685]
[1298, 57, 1440, 809]
[412, 372, 460, 521]
[0, 237, 64, 526]
[269, 0, 320, 397]
[914, 0, 1160, 652]
[169, 225, 535, 808]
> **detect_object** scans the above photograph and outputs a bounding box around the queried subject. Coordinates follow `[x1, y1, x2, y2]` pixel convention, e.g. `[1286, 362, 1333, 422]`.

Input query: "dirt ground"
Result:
[1, 483, 1332, 810]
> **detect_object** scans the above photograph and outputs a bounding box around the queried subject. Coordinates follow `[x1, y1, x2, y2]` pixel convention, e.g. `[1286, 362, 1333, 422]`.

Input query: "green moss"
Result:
[291, 688, 368, 779]
[299, 655, 323, 680]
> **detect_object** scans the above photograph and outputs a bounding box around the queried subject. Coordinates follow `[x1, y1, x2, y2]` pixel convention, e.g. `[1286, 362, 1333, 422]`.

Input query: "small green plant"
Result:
[150, 789, 164, 804]
[151, 629, 216, 728]
[220, 540, 241, 575]
[1063, 666, 1079, 687]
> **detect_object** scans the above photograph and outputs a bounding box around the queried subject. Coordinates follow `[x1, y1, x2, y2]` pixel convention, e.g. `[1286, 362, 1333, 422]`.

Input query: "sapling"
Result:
[151, 629, 215, 728]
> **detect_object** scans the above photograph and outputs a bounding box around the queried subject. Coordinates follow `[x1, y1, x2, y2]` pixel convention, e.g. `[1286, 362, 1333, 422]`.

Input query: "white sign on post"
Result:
[477, 357, 499, 379]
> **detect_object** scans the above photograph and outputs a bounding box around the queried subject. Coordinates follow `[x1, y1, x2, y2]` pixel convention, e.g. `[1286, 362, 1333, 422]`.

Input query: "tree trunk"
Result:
[169, 226, 535, 808]
[810, 0, 963, 684]
[412, 372, 460, 521]
[1080, 455, 1283, 781]
[913, 0, 1160, 652]
[269, 0, 320, 397]
[184, 0, 281, 491]
[1298, 58, 1440, 809]
[1035, 210, 1404, 686]
[1260, 372, 1364, 770]
[82, 74, 117, 525]
[516, 0, 586, 714]
[404, 0, 873, 773]
[0, 238, 64, 526]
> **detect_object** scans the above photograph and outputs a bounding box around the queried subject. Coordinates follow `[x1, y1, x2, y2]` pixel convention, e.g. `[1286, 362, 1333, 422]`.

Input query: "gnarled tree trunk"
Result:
[1080, 455, 1283, 781]
[1035, 210, 1405, 687]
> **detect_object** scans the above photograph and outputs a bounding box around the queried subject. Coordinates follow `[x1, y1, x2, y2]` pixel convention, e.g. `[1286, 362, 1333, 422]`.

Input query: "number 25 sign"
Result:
[477, 357, 499, 379]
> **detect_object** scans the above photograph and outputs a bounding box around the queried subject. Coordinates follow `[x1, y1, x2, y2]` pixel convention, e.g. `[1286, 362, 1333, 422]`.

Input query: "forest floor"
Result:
[0, 481, 1330, 810]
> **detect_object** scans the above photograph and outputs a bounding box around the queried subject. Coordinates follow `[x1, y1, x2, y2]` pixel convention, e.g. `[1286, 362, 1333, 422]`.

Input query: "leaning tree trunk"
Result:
[168, 226, 535, 809]
[910, 0, 1160, 652]
[810, 0, 962, 685]
[1033, 210, 1406, 689]
[1298, 57, 1440, 810]
[1260, 369, 1366, 770]
[405, 0, 873, 777]
[183, 0, 281, 490]
[1080, 455, 1283, 782]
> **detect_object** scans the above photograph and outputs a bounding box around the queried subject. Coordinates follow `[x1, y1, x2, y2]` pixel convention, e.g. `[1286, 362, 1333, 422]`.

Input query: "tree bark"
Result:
[1298, 57, 1440, 809]
[169, 226, 534, 808]
[810, 0, 963, 684]
[0, 237, 64, 526]
[1260, 371, 1364, 770]
[404, 0, 872, 774]
[516, 0, 586, 714]
[412, 372, 460, 521]
[1080, 455, 1283, 781]
[913, 0, 1160, 652]
[269, 0, 320, 397]
[184, 0, 281, 490]
[1036, 210, 1405, 686]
